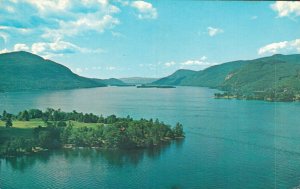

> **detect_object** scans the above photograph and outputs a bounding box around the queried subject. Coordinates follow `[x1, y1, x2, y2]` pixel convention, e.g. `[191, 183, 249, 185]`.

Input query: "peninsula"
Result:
[0, 109, 184, 157]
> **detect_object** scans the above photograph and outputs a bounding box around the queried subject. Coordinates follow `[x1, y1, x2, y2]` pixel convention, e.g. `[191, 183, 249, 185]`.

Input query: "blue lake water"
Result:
[1, 86, 300, 189]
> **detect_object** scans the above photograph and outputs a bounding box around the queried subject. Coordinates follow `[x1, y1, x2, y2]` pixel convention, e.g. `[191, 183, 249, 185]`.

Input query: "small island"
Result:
[137, 84, 176, 88]
[0, 109, 184, 157]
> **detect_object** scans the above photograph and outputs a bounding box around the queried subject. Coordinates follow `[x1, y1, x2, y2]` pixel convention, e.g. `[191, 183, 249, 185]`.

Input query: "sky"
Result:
[0, 0, 300, 79]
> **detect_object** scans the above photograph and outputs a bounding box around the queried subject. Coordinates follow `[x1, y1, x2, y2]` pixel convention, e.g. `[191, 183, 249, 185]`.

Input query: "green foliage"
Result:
[153, 69, 197, 86]
[173, 123, 184, 137]
[154, 54, 300, 101]
[0, 109, 185, 157]
[0, 51, 108, 92]
[18, 110, 30, 121]
[0, 138, 35, 156]
[5, 117, 13, 128]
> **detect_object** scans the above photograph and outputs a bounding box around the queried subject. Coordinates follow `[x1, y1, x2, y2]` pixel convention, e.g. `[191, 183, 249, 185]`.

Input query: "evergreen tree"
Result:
[5, 117, 12, 128]
[1, 110, 7, 121]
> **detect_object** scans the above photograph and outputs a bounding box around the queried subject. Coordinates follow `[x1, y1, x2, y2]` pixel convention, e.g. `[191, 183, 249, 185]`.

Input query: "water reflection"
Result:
[2, 139, 184, 171]
[3, 152, 51, 172]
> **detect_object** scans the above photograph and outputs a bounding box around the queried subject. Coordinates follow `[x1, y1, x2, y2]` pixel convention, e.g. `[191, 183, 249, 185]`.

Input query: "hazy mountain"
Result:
[120, 77, 158, 85]
[100, 78, 127, 86]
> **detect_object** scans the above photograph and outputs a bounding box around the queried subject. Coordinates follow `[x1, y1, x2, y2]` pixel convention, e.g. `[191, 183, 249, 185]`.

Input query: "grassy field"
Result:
[0, 120, 44, 140]
[0, 119, 101, 141]
[0, 119, 45, 129]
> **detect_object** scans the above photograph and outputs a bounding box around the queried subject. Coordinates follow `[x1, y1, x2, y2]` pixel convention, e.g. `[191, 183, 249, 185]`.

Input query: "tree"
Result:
[173, 123, 184, 137]
[20, 110, 30, 121]
[5, 117, 12, 128]
[57, 121, 67, 127]
[1, 110, 7, 121]
[28, 109, 43, 119]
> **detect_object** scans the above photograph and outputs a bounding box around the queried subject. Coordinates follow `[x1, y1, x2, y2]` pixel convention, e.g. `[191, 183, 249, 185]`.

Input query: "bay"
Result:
[1, 86, 300, 189]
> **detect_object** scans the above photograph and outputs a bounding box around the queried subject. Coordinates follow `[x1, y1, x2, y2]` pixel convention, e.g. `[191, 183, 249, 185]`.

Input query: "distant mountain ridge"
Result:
[153, 54, 300, 101]
[120, 77, 158, 85]
[0, 51, 125, 92]
[2, 51, 300, 101]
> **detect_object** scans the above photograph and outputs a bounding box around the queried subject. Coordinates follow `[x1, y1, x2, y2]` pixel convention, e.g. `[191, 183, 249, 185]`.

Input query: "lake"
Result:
[1, 86, 300, 189]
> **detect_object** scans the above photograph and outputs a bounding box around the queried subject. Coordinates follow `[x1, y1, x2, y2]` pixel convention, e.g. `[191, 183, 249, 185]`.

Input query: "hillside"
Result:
[100, 78, 128, 86]
[153, 69, 197, 86]
[220, 54, 300, 92]
[119, 77, 158, 85]
[153, 54, 300, 101]
[0, 51, 125, 92]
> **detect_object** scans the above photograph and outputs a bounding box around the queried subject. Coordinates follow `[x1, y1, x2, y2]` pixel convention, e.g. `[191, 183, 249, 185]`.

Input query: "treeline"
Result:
[0, 109, 184, 157]
[215, 88, 300, 102]
[2, 108, 129, 124]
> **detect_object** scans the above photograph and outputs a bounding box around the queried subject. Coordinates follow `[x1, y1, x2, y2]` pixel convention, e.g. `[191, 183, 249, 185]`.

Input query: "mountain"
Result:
[0, 51, 124, 92]
[100, 78, 127, 86]
[119, 77, 158, 85]
[153, 54, 300, 101]
[152, 69, 197, 86]
[153, 61, 248, 87]
[220, 54, 300, 92]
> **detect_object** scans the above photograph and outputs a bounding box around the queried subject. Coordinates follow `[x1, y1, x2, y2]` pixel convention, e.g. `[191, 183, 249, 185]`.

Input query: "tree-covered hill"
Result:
[0, 51, 126, 92]
[220, 54, 300, 92]
[153, 69, 197, 86]
[153, 54, 300, 101]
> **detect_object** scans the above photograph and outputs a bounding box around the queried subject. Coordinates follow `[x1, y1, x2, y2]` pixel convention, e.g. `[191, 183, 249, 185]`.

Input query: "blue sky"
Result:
[0, 1, 300, 79]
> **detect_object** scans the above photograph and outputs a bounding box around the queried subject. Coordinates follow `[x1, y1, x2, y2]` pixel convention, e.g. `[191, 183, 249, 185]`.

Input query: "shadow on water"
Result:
[3, 151, 51, 172]
[1, 139, 185, 171]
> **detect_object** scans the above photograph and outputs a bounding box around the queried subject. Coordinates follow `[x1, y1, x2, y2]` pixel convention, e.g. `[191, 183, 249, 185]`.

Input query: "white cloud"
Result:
[5, 6, 15, 13]
[0, 0, 158, 46]
[25, 0, 71, 13]
[162, 56, 214, 70]
[0, 33, 9, 43]
[181, 57, 209, 66]
[14, 43, 30, 51]
[1, 39, 103, 58]
[31, 39, 103, 58]
[0, 49, 10, 54]
[258, 39, 300, 55]
[207, 27, 223, 37]
[42, 14, 120, 39]
[181, 60, 202, 66]
[131, 1, 157, 19]
[258, 41, 288, 55]
[271, 1, 300, 17]
[0, 0, 121, 42]
[0, 26, 32, 35]
[165, 61, 176, 67]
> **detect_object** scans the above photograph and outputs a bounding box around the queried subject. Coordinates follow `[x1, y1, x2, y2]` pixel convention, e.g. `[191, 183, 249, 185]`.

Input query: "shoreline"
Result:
[0, 137, 185, 159]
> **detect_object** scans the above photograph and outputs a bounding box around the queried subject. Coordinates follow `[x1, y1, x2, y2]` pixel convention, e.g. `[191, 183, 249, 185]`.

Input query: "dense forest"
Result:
[154, 54, 300, 102]
[0, 51, 130, 92]
[0, 109, 184, 157]
[214, 89, 300, 102]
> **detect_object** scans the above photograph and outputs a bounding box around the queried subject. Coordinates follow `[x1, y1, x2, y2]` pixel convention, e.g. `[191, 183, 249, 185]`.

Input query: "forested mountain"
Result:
[153, 54, 300, 101]
[153, 69, 197, 86]
[0, 51, 125, 92]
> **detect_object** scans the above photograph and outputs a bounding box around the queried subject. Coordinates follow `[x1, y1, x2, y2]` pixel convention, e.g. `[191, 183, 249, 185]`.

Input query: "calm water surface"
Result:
[1, 86, 300, 189]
